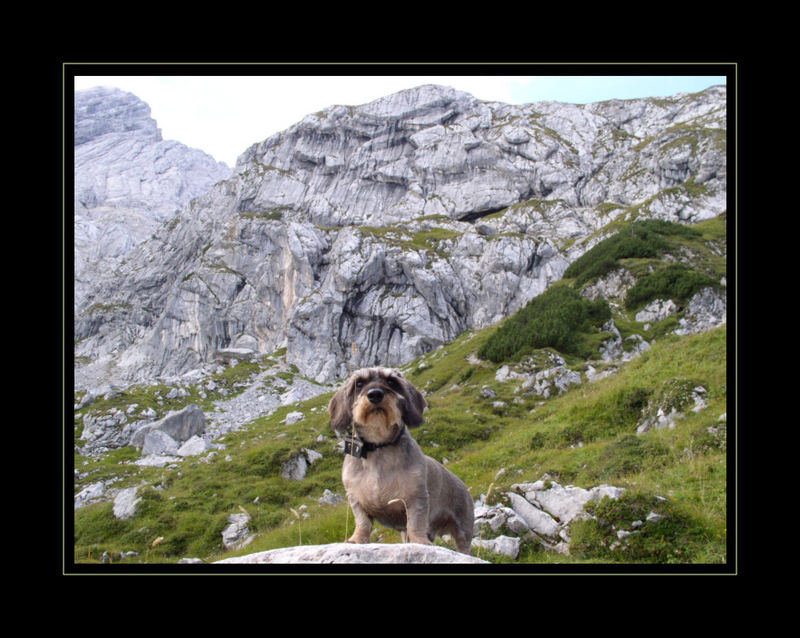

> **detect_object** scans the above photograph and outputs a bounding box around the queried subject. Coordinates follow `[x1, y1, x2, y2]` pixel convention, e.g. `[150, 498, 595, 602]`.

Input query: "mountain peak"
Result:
[74, 86, 161, 146]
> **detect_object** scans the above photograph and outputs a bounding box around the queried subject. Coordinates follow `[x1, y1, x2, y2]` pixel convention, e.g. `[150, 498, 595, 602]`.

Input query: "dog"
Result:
[328, 367, 474, 554]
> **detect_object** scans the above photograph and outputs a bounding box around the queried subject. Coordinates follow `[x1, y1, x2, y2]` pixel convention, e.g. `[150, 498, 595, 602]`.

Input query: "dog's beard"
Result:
[352, 396, 402, 444]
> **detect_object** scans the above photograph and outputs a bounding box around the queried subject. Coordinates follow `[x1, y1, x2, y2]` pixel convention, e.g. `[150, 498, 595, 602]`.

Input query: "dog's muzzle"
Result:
[366, 388, 384, 404]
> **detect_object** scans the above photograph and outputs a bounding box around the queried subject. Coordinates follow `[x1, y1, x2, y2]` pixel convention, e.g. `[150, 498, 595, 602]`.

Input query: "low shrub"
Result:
[478, 284, 611, 363]
[625, 264, 719, 310]
[570, 490, 710, 563]
[564, 219, 701, 287]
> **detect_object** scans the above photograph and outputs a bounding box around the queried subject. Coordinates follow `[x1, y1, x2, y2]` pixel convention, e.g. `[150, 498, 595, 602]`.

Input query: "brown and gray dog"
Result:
[328, 367, 474, 554]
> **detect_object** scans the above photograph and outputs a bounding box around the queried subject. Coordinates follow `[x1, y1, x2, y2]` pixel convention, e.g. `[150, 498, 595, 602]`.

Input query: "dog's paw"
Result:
[405, 535, 433, 546]
[346, 534, 371, 544]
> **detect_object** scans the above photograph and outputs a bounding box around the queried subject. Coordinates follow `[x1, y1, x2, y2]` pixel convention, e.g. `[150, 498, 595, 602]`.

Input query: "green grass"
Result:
[358, 224, 462, 257]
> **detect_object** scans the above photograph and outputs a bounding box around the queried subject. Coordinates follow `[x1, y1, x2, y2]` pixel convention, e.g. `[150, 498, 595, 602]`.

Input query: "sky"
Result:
[73, 73, 727, 168]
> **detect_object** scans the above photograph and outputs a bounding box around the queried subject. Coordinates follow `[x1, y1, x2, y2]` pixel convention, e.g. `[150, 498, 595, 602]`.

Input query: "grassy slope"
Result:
[73, 328, 727, 567]
[73, 217, 729, 566]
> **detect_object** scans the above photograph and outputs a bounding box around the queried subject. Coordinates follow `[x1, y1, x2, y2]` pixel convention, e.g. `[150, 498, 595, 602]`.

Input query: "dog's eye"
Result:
[356, 380, 364, 389]
[387, 378, 399, 390]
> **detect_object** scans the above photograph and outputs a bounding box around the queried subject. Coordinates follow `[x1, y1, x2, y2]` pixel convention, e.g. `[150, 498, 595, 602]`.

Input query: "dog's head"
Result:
[328, 367, 427, 442]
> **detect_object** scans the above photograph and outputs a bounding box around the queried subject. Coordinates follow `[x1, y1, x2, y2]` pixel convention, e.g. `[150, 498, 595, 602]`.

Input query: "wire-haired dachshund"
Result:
[328, 367, 474, 554]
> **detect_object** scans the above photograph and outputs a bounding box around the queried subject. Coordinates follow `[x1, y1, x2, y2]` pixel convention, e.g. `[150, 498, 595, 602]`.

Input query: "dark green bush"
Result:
[564, 220, 701, 287]
[478, 284, 611, 363]
[625, 264, 718, 310]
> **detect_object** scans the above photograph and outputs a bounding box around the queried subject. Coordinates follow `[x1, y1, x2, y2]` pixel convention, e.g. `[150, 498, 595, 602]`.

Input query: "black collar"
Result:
[343, 426, 406, 458]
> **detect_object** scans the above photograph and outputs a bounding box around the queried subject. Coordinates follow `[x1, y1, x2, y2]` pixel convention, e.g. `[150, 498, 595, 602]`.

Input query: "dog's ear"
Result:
[397, 374, 427, 427]
[328, 375, 355, 433]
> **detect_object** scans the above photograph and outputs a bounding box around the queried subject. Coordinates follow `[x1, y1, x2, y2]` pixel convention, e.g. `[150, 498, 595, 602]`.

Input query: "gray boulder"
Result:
[318, 489, 345, 506]
[471, 535, 520, 559]
[472, 500, 530, 538]
[130, 403, 206, 449]
[133, 454, 182, 468]
[581, 268, 636, 304]
[74, 481, 107, 510]
[512, 480, 625, 526]
[283, 411, 305, 425]
[222, 512, 255, 550]
[506, 492, 561, 539]
[78, 409, 129, 451]
[600, 320, 651, 363]
[280, 448, 323, 480]
[177, 435, 211, 457]
[141, 430, 179, 456]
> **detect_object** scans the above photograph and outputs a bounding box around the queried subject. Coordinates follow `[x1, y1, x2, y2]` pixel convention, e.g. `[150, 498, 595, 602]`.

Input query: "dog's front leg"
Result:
[346, 496, 373, 544]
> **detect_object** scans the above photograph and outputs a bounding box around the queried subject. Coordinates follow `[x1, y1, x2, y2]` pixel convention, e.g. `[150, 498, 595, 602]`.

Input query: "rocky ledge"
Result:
[213, 542, 488, 564]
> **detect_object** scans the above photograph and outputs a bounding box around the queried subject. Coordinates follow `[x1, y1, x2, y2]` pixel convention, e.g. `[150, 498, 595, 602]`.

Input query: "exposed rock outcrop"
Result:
[495, 350, 582, 398]
[636, 380, 709, 434]
[474, 477, 626, 554]
[674, 286, 727, 335]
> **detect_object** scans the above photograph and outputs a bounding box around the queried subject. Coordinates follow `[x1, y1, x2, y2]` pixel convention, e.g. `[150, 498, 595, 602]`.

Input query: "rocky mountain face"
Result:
[74, 84, 726, 390]
[74, 87, 231, 311]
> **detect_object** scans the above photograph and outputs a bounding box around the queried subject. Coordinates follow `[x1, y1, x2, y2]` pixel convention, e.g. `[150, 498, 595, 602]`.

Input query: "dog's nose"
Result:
[366, 388, 384, 404]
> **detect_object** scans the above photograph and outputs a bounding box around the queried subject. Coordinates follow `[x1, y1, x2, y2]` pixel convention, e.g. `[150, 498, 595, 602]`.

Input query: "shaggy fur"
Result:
[328, 367, 474, 554]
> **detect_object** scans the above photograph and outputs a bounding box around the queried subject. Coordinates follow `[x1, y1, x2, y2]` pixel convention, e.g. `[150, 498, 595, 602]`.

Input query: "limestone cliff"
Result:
[74, 84, 726, 389]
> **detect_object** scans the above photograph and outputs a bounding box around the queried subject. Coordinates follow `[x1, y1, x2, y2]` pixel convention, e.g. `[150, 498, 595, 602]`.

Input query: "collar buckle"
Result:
[343, 434, 367, 458]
